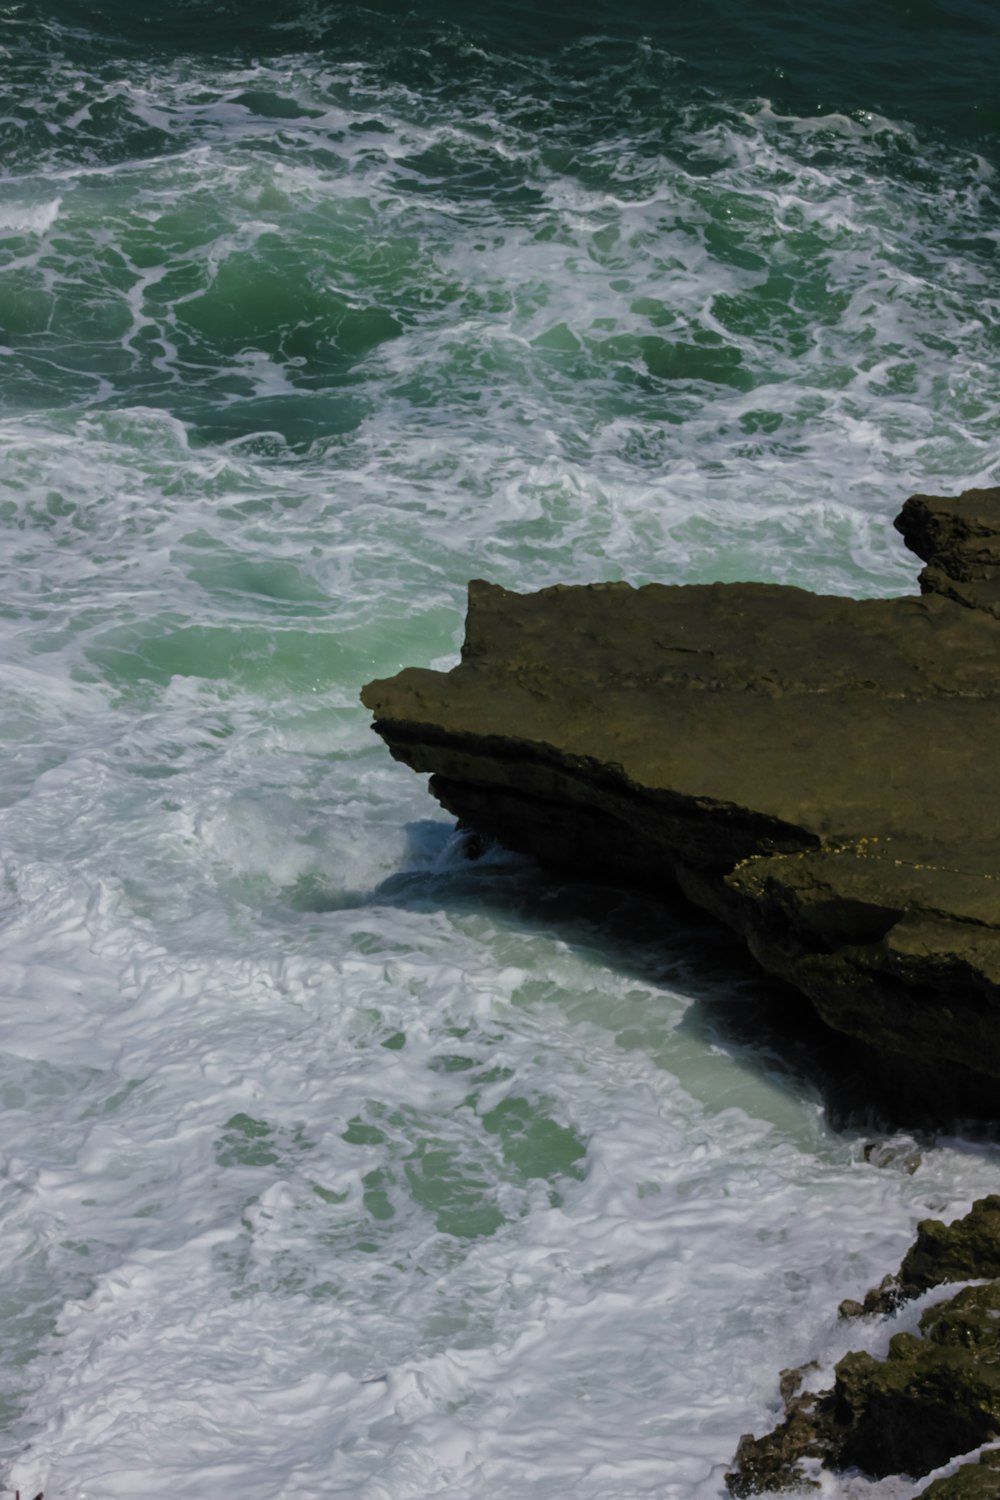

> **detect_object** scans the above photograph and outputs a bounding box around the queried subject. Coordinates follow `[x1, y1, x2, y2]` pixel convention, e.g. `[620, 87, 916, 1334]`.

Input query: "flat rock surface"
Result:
[362, 488, 1000, 1114]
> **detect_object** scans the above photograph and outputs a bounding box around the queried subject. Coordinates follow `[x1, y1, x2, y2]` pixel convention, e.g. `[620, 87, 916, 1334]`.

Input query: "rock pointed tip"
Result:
[895, 487, 1000, 613]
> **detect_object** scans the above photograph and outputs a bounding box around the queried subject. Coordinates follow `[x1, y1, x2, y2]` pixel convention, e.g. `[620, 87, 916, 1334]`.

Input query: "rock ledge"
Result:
[362, 488, 1000, 1117]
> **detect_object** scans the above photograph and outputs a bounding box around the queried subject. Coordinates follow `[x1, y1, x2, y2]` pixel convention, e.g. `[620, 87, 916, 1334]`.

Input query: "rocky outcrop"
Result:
[729, 1279, 1000, 1494]
[727, 1199, 1000, 1496]
[361, 487, 1000, 1118]
[899, 487, 1000, 619]
[841, 1195, 1000, 1318]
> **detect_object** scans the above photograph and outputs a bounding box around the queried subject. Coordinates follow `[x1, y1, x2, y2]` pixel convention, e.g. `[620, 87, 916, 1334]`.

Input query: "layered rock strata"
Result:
[361, 487, 1000, 1116]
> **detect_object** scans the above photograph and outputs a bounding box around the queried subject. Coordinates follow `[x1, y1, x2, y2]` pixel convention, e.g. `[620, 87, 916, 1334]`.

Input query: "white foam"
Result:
[2, 27, 1000, 1500]
[0, 197, 60, 233]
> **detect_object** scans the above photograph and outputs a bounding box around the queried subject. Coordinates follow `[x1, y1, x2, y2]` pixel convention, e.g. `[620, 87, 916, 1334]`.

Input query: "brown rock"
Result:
[915, 1446, 1000, 1500]
[362, 488, 1000, 1118]
[727, 1280, 1000, 1494]
[844, 1197, 1000, 1318]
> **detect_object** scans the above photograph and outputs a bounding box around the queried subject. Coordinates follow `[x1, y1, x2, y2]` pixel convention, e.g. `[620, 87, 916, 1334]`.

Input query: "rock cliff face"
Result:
[361, 488, 1000, 1118]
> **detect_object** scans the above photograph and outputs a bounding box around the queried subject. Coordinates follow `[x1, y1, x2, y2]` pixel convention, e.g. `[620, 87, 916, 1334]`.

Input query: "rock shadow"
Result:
[360, 820, 992, 1139]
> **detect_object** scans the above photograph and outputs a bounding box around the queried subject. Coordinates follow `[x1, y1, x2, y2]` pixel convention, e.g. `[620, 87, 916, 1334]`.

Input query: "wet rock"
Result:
[915, 1446, 1000, 1500]
[728, 1364, 826, 1496]
[362, 486, 1000, 1121]
[834, 1282, 1000, 1478]
[862, 1137, 922, 1174]
[728, 1394, 825, 1496]
[727, 1281, 1000, 1495]
[844, 1197, 1000, 1318]
[778, 1362, 819, 1407]
[900, 1196, 1000, 1295]
[838, 1272, 905, 1321]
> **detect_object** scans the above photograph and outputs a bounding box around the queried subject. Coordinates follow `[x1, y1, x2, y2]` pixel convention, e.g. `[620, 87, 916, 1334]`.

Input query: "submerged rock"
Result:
[361, 487, 1000, 1119]
[862, 1136, 922, 1174]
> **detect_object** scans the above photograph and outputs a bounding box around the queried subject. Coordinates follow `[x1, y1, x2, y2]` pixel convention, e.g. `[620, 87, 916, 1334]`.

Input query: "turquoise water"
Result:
[2, 4, 1000, 1496]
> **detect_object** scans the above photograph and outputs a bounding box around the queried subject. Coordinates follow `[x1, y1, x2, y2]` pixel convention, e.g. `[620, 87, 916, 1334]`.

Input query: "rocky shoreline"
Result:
[361, 487, 1000, 1490]
[362, 487, 1000, 1120]
[728, 1197, 1000, 1495]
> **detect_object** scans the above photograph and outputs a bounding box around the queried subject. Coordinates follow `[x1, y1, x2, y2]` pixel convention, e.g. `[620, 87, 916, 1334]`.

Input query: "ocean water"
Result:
[2, 3, 1000, 1496]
